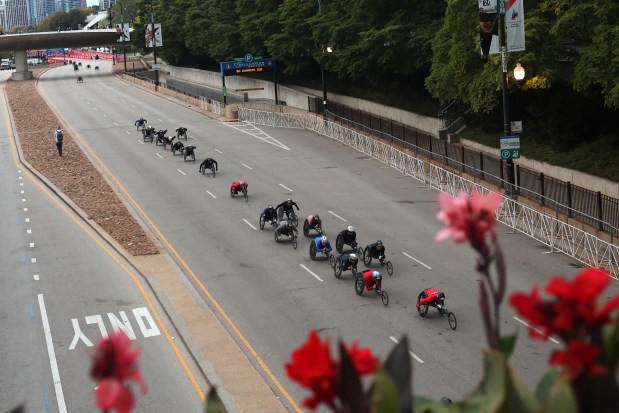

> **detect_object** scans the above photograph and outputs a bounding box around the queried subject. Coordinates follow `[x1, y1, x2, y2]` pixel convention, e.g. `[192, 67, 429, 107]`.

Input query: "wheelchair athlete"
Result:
[276, 198, 299, 220]
[230, 180, 248, 195]
[338, 226, 357, 249]
[262, 205, 278, 225]
[417, 288, 446, 310]
[275, 220, 298, 239]
[199, 157, 218, 174]
[366, 240, 386, 264]
[314, 235, 332, 256]
[360, 270, 382, 293]
[339, 253, 359, 274]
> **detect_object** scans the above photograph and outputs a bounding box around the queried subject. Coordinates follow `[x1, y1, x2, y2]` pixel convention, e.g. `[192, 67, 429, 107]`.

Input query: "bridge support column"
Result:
[12, 51, 33, 81]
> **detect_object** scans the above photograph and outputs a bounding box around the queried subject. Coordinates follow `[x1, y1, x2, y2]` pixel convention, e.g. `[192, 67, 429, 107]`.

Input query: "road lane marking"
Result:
[243, 219, 257, 230]
[114, 122, 118, 126]
[103, 114, 108, 118]
[38, 294, 67, 413]
[205, 190, 217, 199]
[20, 182, 23, 186]
[214, 149, 223, 154]
[279, 183, 293, 192]
[126, 130, 131, 135]
[30, 243, 34, 247]
[513, 317, 560, 344]
[34, 274, 39, 281]
[22, 198, 26, 202]
[402, 252, 432, 269]
[23, 207, 27, 211]
[31, 258, 36, 263]
[242, 163, 253, 170]
[328, 210, 347, 221]
[389, 336, 424, 364]
[299, 264, 323, 282]
[177, 169, 186, 176]
[21, 190, 24, 193]
[156, 153, 163, 159]
[131, 104, 135, 108]
[25, 218, 29, 222]
[189, 136, 197, 140]
[27, 229, 31, 234]
[138, 140, 144, 145]
[158, 118, 163, 122]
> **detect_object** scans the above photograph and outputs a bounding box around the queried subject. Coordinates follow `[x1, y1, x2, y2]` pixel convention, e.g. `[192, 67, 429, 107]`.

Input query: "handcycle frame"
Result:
[302, 219, 325, 238]
[354, 273, 389, 307]
[336, 233, 357, 254]
[417, 293, 457, 330]
[333, 256, 358, 279]
[230, 186, 248, 202]
[274, 230, 298, 249]
[259, 213, 277, 230]
[277, 207, 298, 227]
[360, 246, 394, 276]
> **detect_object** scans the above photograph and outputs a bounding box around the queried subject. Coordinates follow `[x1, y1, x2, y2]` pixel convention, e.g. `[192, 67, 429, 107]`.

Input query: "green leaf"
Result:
[338, 341, 366, 413]
[371, 366, 400, 413]
[539, 374, 577, 413]
[504, 361, 539, 413]
[382, 335, 413, 413]
[499, 334, 517, 360]
[535, 369, 560, 402]
[204, 387, 226, 413]
[602, 312, 619, 367]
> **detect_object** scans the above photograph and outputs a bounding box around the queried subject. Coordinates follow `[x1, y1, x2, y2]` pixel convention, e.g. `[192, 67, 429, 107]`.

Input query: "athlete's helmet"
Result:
[438, 291, 445, 302]
[376, 240, 383, 246]
[349, 254, 358, 262]
[314, 214, 319, 220]
[347, 226, 355, 232]
[321, 236, 328, 244]
[268, 205, 273, 209]
[372, 271, 381, 279]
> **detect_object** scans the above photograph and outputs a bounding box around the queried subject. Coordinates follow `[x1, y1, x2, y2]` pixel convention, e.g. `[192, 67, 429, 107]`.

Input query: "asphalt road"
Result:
[36, 62, 619, 410]
[0, 72, 204, 412]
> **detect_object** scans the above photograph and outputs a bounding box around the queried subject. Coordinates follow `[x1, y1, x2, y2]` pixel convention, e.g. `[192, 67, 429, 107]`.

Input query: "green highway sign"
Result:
[501, 148, 520, 160]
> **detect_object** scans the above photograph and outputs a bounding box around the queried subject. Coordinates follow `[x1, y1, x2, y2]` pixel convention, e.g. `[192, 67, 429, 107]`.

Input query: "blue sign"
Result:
[220, 54, 276, 76]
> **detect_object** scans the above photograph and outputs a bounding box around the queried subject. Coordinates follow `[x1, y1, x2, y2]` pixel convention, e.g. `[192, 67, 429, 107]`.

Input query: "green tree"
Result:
[236, 0, 282, 57]
[158, 0, 191, 64]
[10, 25, 28, 34]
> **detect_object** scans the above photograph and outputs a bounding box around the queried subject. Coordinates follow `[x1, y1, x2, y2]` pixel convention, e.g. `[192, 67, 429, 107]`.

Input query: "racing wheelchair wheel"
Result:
[417, 292, 429, 317]
[211, 166, 216, 177]
[292, 234, 298, 249]
[329, 253, 336, 269]
[230, 189, 234, 198]
[302, 219, 310, 237]
[363, 247, 372, 266]
[309, 242, 316, 260]
[335, 234, 344, 253]
[334, 257, 342, 279]
[355, 274, 365, 296]
[380, 290, 389, 307]
[274, 231, 279, 243]
[291, 211, 298, 227]
[183, 152, 187, 161]
[243, 188, 248, 202]
[448, 312, 457, 330]
[386, 260, 394, 276]
[259, 213, 266, 230]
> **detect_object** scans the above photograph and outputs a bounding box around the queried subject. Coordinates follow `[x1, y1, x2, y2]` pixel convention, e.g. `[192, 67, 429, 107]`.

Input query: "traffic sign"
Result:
[500, 135, 520, 150]
[501, 148, 520, 160]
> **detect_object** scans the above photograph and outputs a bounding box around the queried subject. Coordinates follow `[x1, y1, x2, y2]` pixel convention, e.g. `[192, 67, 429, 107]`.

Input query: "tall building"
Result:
[98, 0, 115, 9]
[3, 0, 29, 30]
[63, 0, 80, 11]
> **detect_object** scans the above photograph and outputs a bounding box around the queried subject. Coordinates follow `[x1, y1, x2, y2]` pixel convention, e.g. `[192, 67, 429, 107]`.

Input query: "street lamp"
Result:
[513, 63, 525, 81]
[149, 0, 159, 87]
[320, 46, 332, 113]
[499, 5, 516, 196]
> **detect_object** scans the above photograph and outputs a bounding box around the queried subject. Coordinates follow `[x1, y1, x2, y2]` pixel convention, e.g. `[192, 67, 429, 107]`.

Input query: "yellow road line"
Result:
[35, 78, 303, 412]
[1, 90, 206, 401]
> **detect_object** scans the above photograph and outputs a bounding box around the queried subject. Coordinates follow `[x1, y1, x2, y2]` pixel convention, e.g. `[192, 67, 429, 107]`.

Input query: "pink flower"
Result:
[91, 331, 147, 413]
[436, 191, 503, 247]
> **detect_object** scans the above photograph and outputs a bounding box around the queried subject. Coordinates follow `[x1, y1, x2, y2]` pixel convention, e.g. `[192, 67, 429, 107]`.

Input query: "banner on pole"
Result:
[116, 23, 130, 42]
[145, 24, 162, 47]
[506, 0, 525, 52]
[479, 0, 499, 55]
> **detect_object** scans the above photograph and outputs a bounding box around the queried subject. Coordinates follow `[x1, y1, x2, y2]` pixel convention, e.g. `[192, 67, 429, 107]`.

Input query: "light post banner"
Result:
[506, 0, 525, 51]
[116, 23, 130, 43]
[479, 0, 499, 55]
[145, 24, 163, 47]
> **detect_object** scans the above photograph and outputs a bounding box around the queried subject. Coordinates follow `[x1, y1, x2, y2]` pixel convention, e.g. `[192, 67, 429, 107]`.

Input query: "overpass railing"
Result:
[238, 108, 619, 279]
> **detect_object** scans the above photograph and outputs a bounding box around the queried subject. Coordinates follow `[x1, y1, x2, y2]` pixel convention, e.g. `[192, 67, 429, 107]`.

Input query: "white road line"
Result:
[512, 317, 560, 344]
[158, 118, 163, 122]
[126, 131, 131, 135]
[114, 122, 118, 126]
[21, 190, 24, 194]
[17, 170, 21, 173]
[22, 198, 26, 202]
[243, 219, 257, 230]
[138, 140, 144, 145]
[214, 149, 223, 154]
[328, 210, 347, 221]
[131, 104, 136, 108]
[38, 294, 67, 413]
[156, 153, 163, 158]
[299, 264, 323, 282]
[205, 190, 217, 199]
[26, 229, 31, 234]
[402, 252, 432, 270]
[30, 243, 34, 248]
[19, 176, 22, 180]
[177, 169, 186, 176]
[279, 183, 293, 192]
[31, 258, 36, 263]
[34, 274, 39, 281]
[23, 207, 27, 211]
[25, 218, 29, 222]
[20, 183, 23, 186]
[242, 163, 253, 170]
[389, 336, 424, 364]
[103, 114, 108, 118]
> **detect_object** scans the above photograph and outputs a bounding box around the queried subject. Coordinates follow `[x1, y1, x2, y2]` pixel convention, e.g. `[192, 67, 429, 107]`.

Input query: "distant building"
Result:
[98, 0, 115, 9]
[3, 0, 29, 30]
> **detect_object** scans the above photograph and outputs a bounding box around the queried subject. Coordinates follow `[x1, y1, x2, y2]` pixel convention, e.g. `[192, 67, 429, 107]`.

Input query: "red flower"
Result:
[346, 341, 379, 375]
[286, 331, 338, 410]
[436, 191, 503, 247]
[550, 340, 607, 380]
[510, 268, 619, 380]
[91, 331, 147, 413]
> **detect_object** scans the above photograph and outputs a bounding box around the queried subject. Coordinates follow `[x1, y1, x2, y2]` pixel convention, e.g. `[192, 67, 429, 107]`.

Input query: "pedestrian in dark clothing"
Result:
[54, 127, 63, 158]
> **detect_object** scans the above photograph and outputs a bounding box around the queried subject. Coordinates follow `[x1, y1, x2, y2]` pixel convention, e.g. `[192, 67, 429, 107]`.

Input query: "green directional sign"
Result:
[501, 148, 520, 160]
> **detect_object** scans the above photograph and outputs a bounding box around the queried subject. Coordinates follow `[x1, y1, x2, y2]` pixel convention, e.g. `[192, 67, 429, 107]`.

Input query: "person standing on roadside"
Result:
[54, 126, 64, 158]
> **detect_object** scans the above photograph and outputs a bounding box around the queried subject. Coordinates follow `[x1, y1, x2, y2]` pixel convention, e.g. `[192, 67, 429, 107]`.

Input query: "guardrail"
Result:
[238, 108, 619, 279]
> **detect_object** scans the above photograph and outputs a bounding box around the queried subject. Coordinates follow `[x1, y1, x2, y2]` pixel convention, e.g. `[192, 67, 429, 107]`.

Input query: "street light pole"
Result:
[150, 0, 159, 88]
[321, 62, 327, 113]
[499, 1, 515, 196]
[121, 1, 127, 72]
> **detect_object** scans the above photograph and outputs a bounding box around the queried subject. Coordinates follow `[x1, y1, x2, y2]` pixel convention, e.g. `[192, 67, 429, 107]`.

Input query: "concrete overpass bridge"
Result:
[0, 29, 120, 80]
